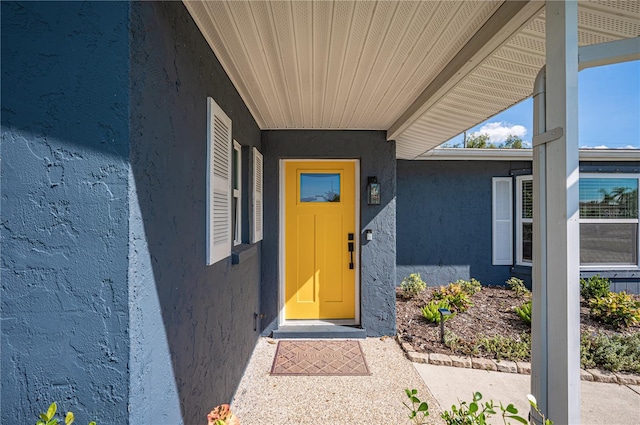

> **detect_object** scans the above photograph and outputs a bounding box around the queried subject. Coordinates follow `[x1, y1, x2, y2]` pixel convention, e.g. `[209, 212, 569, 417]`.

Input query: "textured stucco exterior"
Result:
[261, 130, 397, 337]
[1, 2, 131, 423]
[397, 160, 519, 288]
[397, 159, 640, 293]
[2, 2, 263, 423]
[128, 2, 262, 423]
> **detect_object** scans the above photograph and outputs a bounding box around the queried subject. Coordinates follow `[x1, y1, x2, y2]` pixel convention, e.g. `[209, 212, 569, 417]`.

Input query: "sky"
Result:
[442, 60, 640, 149]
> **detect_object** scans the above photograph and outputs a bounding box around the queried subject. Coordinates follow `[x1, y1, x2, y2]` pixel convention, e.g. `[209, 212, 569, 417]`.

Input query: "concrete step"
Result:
[272, 324, 366, 339]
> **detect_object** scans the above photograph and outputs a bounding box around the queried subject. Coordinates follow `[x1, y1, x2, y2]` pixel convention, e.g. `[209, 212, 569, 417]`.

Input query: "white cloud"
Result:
[470, 122, 527, 144]
[581, 144, 639, 149]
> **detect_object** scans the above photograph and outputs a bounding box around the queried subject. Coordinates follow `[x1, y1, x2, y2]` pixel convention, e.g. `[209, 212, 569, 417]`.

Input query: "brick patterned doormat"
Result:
[270, 340, 371, 376]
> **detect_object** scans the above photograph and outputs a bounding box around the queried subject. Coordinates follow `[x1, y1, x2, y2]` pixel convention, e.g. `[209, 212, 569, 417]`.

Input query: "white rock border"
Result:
[396, 336, 640, 385]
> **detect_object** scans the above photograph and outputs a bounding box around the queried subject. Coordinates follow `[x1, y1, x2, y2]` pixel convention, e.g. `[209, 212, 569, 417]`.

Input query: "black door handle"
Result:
[348, 239, 354, 269]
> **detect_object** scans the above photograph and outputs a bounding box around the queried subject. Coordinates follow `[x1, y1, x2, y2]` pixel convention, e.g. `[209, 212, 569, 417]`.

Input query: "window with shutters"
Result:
[516, 176, 533, 265]
[512, 173, 639, 269]
[579, 174, 638, 268]
[206, 97, 232, 265]
[251, 147, 263, 243]
[492, 177, 513, 265]
[232, 140, 242, 246]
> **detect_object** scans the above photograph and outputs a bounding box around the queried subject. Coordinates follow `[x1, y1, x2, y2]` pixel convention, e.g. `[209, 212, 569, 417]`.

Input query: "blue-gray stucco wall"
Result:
[397, 159, 640, 293]
[397, 160, 518, 288]
[261, 130, 397, 337]
[128, 2, 262, 423]
[1, 2, 130, 423]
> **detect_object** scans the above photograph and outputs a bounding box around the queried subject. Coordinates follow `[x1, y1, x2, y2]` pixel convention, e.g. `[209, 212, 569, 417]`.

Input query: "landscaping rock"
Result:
[472, 358, 497, 371]
[587, 369, 618, 384]
[580, 369, 593, 381]
[495, 360, 517, 373]
[407, 352, 429, 364]
[614, 372, 640, 386]
[516, 362, 531, 374]
[401, 342, 414, 353]
[429, 353, 452, 366]
[450, 355, 472, 368]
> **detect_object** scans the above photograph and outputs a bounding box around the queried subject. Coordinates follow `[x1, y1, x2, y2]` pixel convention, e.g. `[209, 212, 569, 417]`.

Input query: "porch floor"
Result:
[231, 336, 443, 424]
[232, 337, 640, 424]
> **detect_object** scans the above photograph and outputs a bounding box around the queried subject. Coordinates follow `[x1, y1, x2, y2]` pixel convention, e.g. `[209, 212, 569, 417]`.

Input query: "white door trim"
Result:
[278, 159, 361, 327]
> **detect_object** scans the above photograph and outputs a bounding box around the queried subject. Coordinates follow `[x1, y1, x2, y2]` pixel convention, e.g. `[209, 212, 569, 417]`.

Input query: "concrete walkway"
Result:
[413, 362, 640, 425]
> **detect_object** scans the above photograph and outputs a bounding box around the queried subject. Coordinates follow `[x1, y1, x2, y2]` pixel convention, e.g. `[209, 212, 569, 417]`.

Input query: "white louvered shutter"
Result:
[492, 177, 513, 265]
[250, 147, 263, 243]
[206, 97, 232, 265]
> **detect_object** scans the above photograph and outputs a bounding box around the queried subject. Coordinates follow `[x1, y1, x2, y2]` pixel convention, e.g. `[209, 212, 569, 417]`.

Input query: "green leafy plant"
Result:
[588, 291, 640, 328]
[403, 389, 430, 424]
[421, 299, 455, 324]
[440, 391, 529, 425]
[444, 333, 531, 361]
[454, 278, 482, 296]
[506, 277, 529, 297]
[36, 402, 96, 425]
[514, 300, 532, 326]
[403, 390, 552, 425]
[400, 273, 427, 299]
[580, 275, 611, 300]
[581, 332, 640, 373]
[433, 284, 473, 313]
[478, 334, 531, 362]
[444, 331, 480, 357]
[527, 394, 553, 425]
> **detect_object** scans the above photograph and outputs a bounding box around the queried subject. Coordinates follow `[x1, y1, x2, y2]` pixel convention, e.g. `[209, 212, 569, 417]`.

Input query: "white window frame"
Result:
[516, 175, 533, 266]
[492, 177, 513, 265]
[232, 140, 242, 246]
[515, 173, 640, 269]
[579, 173, 639, 270]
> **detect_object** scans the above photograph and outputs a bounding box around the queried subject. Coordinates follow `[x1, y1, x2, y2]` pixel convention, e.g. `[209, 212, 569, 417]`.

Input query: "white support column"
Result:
[531, 1, 581, 424]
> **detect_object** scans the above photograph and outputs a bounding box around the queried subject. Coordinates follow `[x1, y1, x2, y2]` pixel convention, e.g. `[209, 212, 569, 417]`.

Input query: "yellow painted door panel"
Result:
[285, 161, 356, 320]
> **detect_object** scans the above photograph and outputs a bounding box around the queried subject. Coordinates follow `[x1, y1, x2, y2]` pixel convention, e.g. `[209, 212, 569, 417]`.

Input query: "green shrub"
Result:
[478, 334, 531, 362]
[453, 278, 482, 296]
[580, 275, 611, 300]
[433, 284, 473, 312]
[440, 391, 533, 425]
[444, 333, 531, 362]
[581, 332, 640, 373]
[36, 402, 96, 425]
[506, 277, 529, 297]
[403, 388, 430, 424]
[589, 291, 640, 328]
[400, 273, 427, 298]
[421, 299, 455, 324]
[443, 332, 480, 357]
[514, 300, 532, 326]
[404, 390, 551, 425]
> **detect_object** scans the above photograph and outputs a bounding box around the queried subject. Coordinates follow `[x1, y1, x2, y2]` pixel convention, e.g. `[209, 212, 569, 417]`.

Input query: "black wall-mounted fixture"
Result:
[367, 176, 380, 205]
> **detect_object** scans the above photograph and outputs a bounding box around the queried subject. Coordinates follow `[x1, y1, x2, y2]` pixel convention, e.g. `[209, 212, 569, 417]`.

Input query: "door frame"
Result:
[278, 159, 361, 327]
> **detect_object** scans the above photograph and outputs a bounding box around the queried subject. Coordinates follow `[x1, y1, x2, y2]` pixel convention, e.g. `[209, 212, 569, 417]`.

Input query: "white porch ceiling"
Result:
[184, 1, 640, 159]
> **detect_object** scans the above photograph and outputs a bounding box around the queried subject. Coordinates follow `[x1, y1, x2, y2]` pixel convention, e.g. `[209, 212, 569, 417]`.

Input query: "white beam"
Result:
[416, 147, 639, 161]
[531, 1, 581, 424]
[579, 37, 640, 71]
[387, 0, 544, 141]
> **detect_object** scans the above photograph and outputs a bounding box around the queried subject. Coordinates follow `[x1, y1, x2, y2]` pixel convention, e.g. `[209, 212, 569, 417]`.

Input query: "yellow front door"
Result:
[284, 161, 356, 320]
